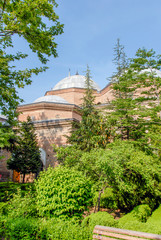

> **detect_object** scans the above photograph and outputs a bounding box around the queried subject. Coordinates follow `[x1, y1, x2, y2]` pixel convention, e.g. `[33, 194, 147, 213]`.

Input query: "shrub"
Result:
[82, 212, 118, 230]
[7, 188, 37, 218]
[101, 188, 118, 209]
[35, 166, 93, 219]
[38, 218, 91, 240]
[119, 204, 151, 225]
[147, 205, 161, 224]
[98, 141, 161, 211]
[0, 182, 34, 202]
[6, 217, 38, 240]
[118, 204, 161, 235]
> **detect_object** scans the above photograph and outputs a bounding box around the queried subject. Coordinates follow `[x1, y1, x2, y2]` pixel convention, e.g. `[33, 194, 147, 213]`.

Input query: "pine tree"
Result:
[67, 65, 109, 151]
[7, 117, 42, 183]
[108, 44, 161, 153]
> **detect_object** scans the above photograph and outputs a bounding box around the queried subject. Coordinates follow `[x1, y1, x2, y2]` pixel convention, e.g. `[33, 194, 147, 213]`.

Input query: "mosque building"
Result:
[1, 69, 161, 182]
[17, 72, 113, 170]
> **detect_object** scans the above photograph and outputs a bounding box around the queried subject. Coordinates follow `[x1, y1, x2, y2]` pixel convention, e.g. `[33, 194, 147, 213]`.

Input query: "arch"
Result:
[39, 148, 46, 168]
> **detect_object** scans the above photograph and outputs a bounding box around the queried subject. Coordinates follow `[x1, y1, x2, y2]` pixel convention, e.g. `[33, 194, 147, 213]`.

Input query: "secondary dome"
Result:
[140, 68, 161, 77]
[34, 95, 69, 104]
[53, 74, 101, 91]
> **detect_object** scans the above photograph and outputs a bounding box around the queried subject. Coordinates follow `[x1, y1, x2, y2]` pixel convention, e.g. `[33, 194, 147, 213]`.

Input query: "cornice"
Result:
[17, 102, 81, 113]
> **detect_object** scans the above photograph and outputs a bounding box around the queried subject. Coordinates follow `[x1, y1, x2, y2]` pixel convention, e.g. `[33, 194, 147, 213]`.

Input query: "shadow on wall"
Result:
[33, 111, 67, 168]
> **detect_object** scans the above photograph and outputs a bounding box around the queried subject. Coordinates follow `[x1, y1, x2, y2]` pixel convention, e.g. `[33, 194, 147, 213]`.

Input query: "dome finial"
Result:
[69, 68, 71, 77]
[76, 70, 79, 75]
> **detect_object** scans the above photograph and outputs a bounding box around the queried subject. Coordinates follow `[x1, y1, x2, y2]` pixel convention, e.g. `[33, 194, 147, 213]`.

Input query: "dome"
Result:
[140, 68, 161, 77]
[34, 95, 69, 104]
[53, 74, 101, 91]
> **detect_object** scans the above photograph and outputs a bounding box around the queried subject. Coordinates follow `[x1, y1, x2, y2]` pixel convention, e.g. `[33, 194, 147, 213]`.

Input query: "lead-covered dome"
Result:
[34, 95, 69, 104]
[53, 74, 101, 91]
[140, 68, 161, 77]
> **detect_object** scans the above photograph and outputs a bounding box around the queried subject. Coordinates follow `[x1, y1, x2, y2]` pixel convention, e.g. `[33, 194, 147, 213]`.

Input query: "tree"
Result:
[112, 38, 128, 79]
[107, 45, 161, 152]
[0, 0, 63, 126]
[7, 117, 42, 183]
[67, 65, 110, 151]
[97, 140, 161, 211]
[35, 166, 92, 219]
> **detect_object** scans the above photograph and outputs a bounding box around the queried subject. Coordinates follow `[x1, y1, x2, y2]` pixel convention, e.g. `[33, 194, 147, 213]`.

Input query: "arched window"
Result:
[39, 148, 46, 168]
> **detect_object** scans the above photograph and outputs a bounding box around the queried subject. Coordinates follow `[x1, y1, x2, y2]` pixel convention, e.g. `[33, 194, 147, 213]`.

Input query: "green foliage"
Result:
[6, 188, 37, 218]
[118, 205, 161, 234]
[93, 188, 118, 210]
[35, 166, 93, 219]
[7, 117, 42, 182]
[53, 143, 83, 166]
[38, 218, 91, 240]
[5, 217, 38, 240]
[67, 65, 110, 151]
[98, 141, 161, 210]
[147, 205, 161, 224]
[0, 181, 34, 202]
[0, 123, 14, 148]
[119, 204, 151, 224]
[0, 0, 63, 133]
[82, 212, 118, 230]
[0, 0, 63, 63]
[108, 47, 161, 153]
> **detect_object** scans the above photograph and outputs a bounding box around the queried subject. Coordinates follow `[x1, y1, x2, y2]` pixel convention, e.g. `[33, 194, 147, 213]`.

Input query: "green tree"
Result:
[98, 141, 161, 211]
[35, 166, 92, 219]
[67, 65, 109, 151]
[0, 0, 63, 126]
[107, 46, 161, 152]
[7, 117, 42, 183]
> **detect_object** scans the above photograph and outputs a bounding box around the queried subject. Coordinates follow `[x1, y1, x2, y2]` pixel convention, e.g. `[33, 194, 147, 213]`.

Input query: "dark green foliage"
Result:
[82, 212, 118, 230]
[67, 65, 110, 151]
[98, 141, 161, 211]
[35, 166, 93, 219]
[7, 117, 42, 182]
[108, 47, 161, 152]
[0, 182, 34, 202]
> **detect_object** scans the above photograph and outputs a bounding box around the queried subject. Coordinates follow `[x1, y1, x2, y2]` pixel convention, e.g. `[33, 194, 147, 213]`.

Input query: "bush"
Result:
[119, 204, 151, 225]
[118, 204, 161, 235]
[82, 212, 118, 230]
[0, 182, 34, 202]
[35, 166, 93, 219]
[147, 205, 161, 224]
[38, 218, 91, 240]
[98, 141, 161, 211]
[101, 188, 118, 209]
[6, 188, 37, 218]
[6, 217, 38, 240]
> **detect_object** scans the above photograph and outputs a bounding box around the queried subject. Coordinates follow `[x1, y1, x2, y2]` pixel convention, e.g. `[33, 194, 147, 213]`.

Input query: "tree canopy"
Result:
[7, 117, 42, 183]
[0, 0, 63, 126]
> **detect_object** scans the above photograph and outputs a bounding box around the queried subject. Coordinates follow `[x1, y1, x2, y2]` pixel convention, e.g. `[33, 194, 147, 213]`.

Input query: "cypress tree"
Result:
[7, 116, 42, 183]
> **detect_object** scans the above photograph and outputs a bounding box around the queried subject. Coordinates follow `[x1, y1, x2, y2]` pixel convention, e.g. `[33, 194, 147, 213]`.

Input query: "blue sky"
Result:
[14, 0, 161, 104]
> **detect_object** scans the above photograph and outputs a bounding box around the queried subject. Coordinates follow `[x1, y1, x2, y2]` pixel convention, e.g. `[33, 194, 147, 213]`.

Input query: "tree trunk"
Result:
[97, 190, 102, 212]
[22, 173, 26, 183]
